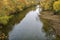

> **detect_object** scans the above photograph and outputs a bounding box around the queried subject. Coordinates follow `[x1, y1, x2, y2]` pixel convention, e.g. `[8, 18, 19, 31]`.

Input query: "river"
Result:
[8, 5, 47, 40]
[1, 5, 57, 40]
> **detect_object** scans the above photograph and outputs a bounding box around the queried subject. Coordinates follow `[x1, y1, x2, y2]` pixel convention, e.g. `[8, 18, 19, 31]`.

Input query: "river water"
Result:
[8, 5, 47, 40]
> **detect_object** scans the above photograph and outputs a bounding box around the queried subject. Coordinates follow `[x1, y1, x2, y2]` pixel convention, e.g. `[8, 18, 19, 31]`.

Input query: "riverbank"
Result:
[0, 0, 40, 26]
[0, 4, 38, 25]
[40, 11, 60, 40]
[0, 5, 37, 40]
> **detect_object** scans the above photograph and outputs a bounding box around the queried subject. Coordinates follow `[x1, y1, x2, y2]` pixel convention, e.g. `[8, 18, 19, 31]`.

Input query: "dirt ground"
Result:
[40, 11, 60, 36]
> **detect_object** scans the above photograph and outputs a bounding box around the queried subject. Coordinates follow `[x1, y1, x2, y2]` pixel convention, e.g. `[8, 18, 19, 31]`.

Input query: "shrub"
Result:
[53, 1, 60, 12]
[0, 0, 39, 25]
[0, 15, 13, 25]
[40, 0, 56, 10]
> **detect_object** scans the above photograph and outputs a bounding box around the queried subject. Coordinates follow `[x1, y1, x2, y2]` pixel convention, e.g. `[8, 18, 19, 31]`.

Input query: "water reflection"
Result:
[9, 5, 46, 40]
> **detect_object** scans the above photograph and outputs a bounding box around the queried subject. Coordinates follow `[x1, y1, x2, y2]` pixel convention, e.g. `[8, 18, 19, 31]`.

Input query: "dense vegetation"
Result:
[53, 0, 60, 14]
[40, 0, 60, 14]
[0, 0, 39, 25]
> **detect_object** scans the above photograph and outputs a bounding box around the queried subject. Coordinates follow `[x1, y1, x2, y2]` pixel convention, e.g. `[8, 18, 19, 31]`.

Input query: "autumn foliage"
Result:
[40, 0, 56, 10]
[0, 0, 39, 25]
[53, 1, 60, 12]
[0, 0, 38, 16]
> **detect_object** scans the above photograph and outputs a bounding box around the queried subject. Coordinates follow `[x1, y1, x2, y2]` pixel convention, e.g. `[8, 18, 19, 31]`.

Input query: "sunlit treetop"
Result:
[53, 1, 60, 11]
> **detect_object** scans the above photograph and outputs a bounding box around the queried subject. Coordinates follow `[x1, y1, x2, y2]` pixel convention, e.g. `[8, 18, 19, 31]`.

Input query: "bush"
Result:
[0, 0, 39, 25]
[40, 0, 56, 11]
[53, 1, 60, 12]
[17, 2, 25, 11]
[0, 16, 13, 25]
[0, 0, 38, 15]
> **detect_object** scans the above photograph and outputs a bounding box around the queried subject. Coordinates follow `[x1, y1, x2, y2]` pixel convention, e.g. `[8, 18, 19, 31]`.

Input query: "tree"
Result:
[40, 0, 56, 11]
[53, 0, 60, 14]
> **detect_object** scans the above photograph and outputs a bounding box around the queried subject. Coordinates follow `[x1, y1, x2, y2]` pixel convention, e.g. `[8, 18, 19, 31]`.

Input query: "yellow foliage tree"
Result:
[40, 0, 56, 10]
[0, 0, 38, 16]
[53, 1, 60, 12]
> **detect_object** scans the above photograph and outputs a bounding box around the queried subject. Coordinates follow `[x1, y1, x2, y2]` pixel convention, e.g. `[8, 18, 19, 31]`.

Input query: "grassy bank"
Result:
[40, 11, 60, 40]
